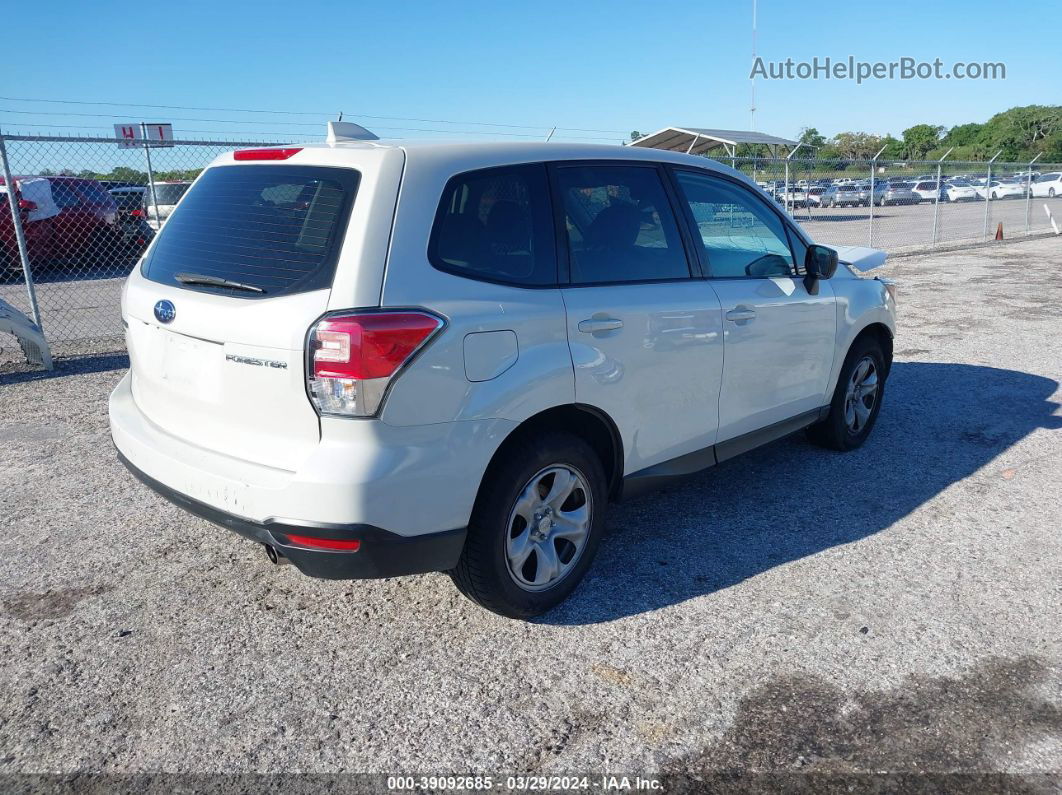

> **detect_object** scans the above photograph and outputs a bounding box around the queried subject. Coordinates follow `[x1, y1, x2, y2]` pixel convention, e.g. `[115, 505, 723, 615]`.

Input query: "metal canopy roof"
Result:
[629, 126, 799, 156]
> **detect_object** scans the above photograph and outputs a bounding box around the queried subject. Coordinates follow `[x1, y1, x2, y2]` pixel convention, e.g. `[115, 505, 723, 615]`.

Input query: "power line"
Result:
[0, 95, 630, 135]
[0, 110, 619, 141]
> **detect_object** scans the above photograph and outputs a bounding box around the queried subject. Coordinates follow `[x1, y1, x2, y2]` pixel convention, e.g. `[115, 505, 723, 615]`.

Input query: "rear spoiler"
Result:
[827, 245, 887, 272]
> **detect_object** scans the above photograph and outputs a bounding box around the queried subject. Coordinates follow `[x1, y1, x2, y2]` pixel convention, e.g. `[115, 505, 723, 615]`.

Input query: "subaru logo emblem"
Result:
[154, 300, 176, 324]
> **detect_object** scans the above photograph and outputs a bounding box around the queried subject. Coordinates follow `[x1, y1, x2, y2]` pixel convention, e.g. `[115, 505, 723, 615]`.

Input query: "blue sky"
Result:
[5, 0, 1057, 144]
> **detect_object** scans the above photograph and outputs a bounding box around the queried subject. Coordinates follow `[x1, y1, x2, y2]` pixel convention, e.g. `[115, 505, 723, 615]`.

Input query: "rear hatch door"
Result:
[124, 160, 360, 471]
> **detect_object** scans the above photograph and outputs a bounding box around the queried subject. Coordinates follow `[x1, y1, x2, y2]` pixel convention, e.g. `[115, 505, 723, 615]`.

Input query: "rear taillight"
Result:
[307, 310, 443, 417]
[130, 208, 143, 217]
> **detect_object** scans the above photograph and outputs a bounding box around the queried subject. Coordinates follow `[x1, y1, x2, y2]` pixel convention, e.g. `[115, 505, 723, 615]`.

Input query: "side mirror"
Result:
[18, 199, 37, 212]
[803, 244, 838, 295]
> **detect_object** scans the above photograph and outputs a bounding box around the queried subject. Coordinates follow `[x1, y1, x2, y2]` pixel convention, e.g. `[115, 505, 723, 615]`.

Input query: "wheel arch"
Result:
[852, 321, 894, 378]
[475, 403, 624, 511]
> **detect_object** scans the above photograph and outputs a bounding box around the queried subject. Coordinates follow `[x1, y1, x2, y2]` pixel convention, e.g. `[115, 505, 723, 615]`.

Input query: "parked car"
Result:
[805, 186, 827, 206]
[872, 182, 918, 206]
[0, 178, 56, 279]
[108, 187, 156, 253]
[109, 139, 896, 618]
[942, 180, 979, 202]
[911, 180, 942, 203]
[0, 175, 121, 273]
[141, 181, 192, 229]
[822, 184, 869, 207]
[974, 180, 1026, 200]
[777, 186, 809, 207]
[1031, 172, 1062, 198]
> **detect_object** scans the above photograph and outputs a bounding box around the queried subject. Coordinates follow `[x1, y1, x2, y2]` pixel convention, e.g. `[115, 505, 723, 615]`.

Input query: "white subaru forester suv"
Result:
[109, 134, 896, 618]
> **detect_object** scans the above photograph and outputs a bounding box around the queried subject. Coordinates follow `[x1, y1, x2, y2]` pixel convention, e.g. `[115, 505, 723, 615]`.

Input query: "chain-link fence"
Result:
[1, 131, 1060, 366]
[0, 133, 292, 364]
[727, 155, 1061, 251]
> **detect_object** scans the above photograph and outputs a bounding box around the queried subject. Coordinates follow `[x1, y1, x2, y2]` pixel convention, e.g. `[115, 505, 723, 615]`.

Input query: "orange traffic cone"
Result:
[995, 222, 1004, 240]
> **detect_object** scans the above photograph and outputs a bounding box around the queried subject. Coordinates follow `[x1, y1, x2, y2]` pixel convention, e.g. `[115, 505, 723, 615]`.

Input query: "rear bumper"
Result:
[118, 450, 466, 579]
[110, 372, 513, 534]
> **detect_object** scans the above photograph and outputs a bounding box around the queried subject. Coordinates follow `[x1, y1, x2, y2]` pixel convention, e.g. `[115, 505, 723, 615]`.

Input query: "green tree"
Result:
[901, 124, 945, 159]
[797, 127, 826, 151]
[978, 105, 1062, 160]
[879, 135, 904, 159]
[943, 122, 984, 147]
[829, 131, 887, 160]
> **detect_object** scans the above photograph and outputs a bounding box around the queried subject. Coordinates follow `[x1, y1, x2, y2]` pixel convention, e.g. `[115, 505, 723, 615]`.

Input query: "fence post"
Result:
[784, 160, 789, 214]
[1025, 152, 1043, 233]
[141, 123, 161, 231]
[982, 150, 1001, 241]
[784, 143, 805, 214]
[930, 147, 953, 245]
[0, 132, 44, 329]
[868, 144, 887, 247]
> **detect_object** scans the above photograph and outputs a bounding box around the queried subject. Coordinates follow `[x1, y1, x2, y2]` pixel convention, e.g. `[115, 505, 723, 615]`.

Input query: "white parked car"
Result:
[910, 180, 941, 203]
[974, 180, 1026, 200]
[109, 136, 896, 618]
[142, 181, 192, 229]
[943, 181, 979, 202]
[1031, 172, 1062, 198]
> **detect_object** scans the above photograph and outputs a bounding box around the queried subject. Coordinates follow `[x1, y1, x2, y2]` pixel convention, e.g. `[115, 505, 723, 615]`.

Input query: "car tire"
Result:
[806, 336, 887, 452]
[1051, 188, 1057, 198]
[450, 431, 608, 619]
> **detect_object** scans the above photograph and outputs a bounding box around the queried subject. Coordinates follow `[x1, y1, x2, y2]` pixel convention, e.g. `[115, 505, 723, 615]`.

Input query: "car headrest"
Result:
[485, 201, 530, 252]
[586, 203, 641, 249]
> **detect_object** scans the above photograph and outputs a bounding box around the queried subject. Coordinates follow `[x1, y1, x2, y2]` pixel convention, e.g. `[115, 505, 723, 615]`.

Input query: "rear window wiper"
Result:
[174, 272, 265, 294]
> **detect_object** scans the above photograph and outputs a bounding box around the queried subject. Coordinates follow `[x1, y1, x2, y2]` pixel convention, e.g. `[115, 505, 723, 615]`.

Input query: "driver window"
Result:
[672, 170, 796, 278]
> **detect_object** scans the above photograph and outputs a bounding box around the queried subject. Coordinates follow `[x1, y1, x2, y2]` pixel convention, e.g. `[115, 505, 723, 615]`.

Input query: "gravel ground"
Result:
[1, 237, 1060, 789]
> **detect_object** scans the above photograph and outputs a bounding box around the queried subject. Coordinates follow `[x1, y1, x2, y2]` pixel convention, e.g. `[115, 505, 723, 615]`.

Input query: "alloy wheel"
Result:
[844, 356, 879, 434]
[504, 465, 593, 592]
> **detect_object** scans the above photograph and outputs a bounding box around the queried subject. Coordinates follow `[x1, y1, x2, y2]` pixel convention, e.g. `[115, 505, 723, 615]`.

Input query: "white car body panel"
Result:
[561, 281, 724, 473]
[830, 245, 888, 272]
[1031, 173, 1062, 198]
[711, 277, 837, 440]
[109, 139, 895, 550]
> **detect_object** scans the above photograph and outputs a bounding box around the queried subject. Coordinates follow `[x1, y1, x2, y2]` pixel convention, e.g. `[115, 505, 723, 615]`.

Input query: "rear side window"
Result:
[429, 164, 556, 286]
[142, 165, 358, 298]
[555, 164, 690, 285]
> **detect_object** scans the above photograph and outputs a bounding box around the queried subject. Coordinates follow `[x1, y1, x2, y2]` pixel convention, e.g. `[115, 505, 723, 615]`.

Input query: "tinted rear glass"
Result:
[72, 180, 114, 204]
[148, 183, 191, 205]
[141, 165, 358, 298]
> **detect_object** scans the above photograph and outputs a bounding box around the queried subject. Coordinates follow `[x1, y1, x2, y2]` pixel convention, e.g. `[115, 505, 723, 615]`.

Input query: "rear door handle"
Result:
[578, 317, 624, 333]
[725, 307, 757, 323]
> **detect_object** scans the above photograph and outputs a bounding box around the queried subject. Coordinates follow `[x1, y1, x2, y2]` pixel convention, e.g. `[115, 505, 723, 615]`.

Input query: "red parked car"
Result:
[0, 176, 121, 278]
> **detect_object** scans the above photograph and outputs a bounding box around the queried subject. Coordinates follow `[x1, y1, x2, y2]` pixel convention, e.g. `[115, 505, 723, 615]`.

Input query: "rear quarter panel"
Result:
[377, 147, 574, 429]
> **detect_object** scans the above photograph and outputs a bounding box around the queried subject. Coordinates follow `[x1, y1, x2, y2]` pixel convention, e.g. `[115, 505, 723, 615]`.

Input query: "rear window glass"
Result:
[148, 183, 191, 205]
[141, 165, 358, 298]
[73, 180, 114, 204]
